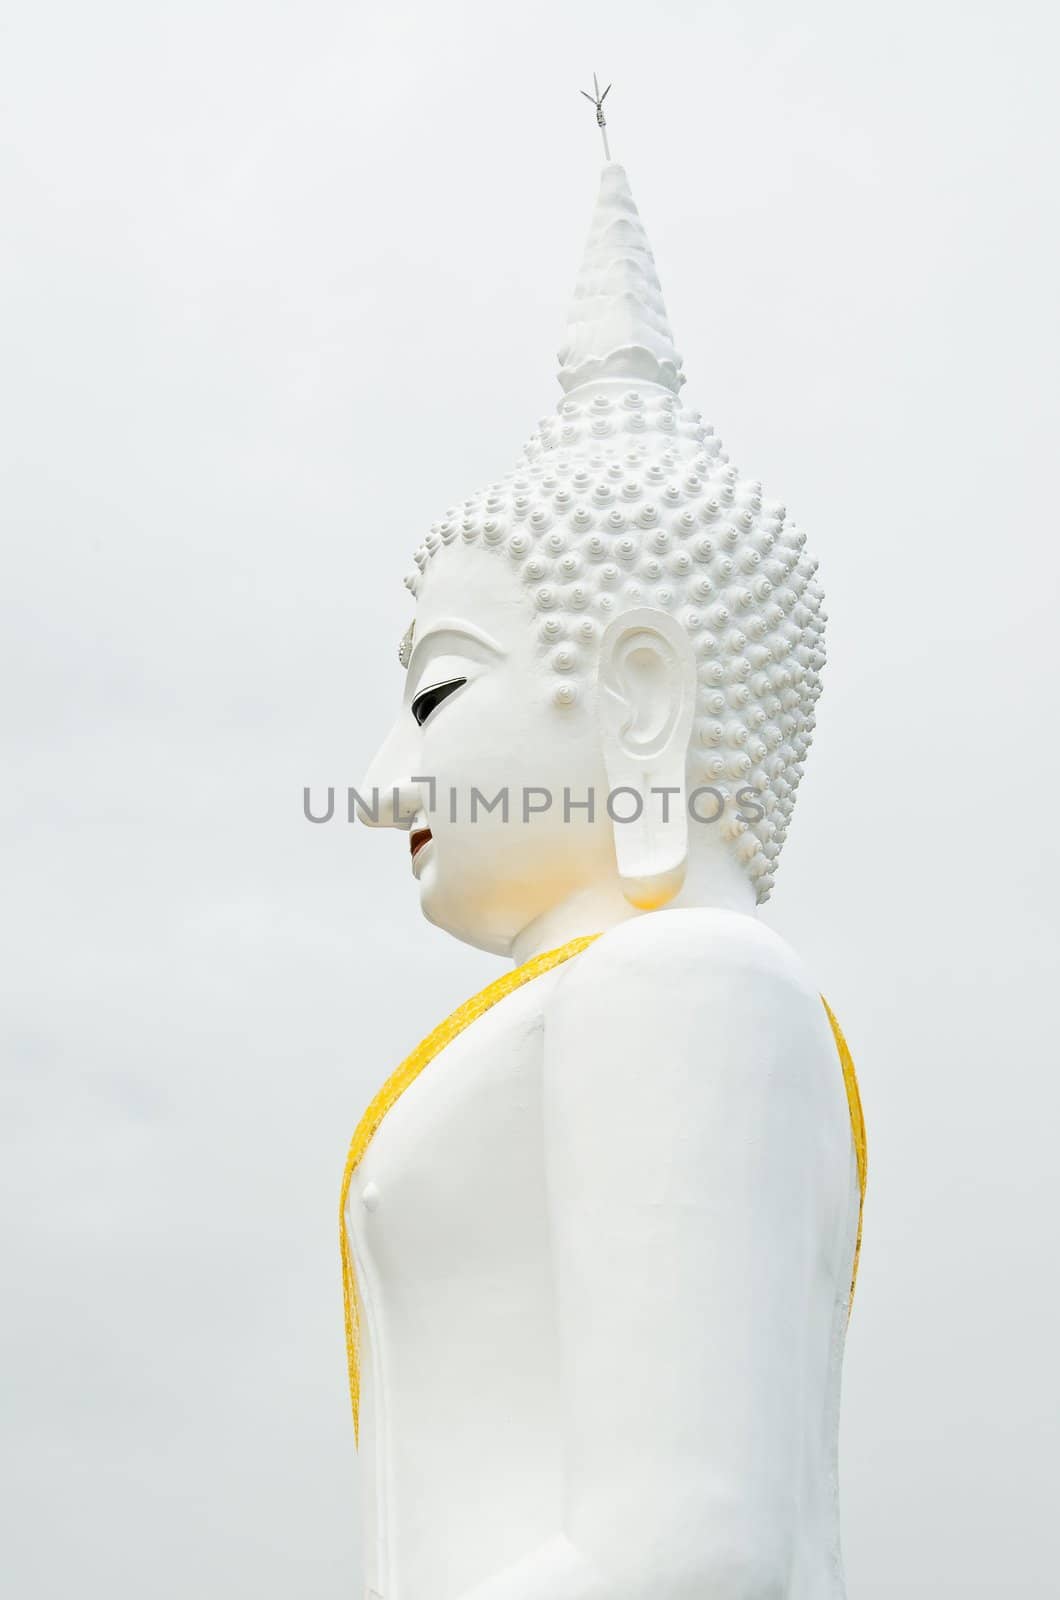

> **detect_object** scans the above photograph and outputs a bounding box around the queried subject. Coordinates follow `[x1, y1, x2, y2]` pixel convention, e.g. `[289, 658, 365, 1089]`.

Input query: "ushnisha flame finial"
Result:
[579, 73, 612, 161]
[556, 161, 685, 396]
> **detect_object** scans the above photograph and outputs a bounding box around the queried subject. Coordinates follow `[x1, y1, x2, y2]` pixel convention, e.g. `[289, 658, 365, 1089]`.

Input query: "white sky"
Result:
[3, 1, 1059, 1595]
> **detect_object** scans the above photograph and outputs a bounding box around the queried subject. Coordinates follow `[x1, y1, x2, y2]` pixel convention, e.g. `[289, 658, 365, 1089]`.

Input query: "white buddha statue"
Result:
[341, 158, 866, 1600]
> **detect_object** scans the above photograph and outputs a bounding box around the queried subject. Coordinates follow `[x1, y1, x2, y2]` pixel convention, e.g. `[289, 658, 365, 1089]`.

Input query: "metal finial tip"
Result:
[578, 74, 612, 161]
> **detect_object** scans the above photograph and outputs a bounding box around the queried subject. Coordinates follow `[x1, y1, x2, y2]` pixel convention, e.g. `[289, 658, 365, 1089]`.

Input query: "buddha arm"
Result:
[459, 911, 853, 1599]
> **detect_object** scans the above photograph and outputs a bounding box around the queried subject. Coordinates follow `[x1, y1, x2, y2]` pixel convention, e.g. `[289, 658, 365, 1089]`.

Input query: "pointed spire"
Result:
[557, 163, 685, 398]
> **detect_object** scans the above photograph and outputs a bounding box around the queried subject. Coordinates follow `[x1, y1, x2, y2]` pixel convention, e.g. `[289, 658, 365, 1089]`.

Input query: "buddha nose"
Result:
[356, 716, 423, 830]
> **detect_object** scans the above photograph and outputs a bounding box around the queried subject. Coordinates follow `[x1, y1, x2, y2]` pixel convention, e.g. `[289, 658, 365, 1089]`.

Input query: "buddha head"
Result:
[361, 164, 826, 957]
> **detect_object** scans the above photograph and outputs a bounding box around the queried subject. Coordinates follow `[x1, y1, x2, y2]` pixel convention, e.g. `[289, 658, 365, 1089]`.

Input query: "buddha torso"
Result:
[345, 911, 861, 1600]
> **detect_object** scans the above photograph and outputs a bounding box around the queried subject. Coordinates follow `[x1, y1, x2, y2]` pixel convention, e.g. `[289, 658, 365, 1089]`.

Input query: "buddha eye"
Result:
[410, 676, 467, 727]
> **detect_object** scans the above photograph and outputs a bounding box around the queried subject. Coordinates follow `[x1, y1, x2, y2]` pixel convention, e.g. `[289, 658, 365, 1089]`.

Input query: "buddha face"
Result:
[360, 542, 618, 956]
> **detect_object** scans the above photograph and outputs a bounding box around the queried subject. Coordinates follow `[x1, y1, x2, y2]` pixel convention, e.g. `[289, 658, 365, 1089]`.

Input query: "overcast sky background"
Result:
[3, 1, 1059, 1595]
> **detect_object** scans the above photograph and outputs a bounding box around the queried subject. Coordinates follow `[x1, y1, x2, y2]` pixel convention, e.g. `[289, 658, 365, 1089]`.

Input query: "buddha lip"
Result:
[410, 827, 433, 861]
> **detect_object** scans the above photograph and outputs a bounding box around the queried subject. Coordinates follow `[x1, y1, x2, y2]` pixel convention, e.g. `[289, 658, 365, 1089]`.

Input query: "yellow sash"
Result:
[339, 934, 866, 1441]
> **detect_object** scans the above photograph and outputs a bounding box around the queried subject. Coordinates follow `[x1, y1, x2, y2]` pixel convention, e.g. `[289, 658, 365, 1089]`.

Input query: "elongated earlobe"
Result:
[596, 608, 697, 909]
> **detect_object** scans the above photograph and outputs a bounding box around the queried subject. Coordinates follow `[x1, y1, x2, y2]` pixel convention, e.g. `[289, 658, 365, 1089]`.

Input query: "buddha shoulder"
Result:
[546, 909, 827, 1061]
[559, 908, 816, 998]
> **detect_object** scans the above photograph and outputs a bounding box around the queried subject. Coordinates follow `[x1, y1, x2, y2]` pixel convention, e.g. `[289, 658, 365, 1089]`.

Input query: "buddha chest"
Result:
[345, 974, 564, 1600]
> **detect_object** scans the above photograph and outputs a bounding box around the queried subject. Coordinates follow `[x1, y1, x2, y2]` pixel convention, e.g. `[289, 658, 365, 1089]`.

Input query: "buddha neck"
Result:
[509, 839, 757, 965]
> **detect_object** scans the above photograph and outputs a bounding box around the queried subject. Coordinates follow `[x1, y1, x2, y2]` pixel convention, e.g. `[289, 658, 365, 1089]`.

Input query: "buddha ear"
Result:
[596, 607, 698, 910]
